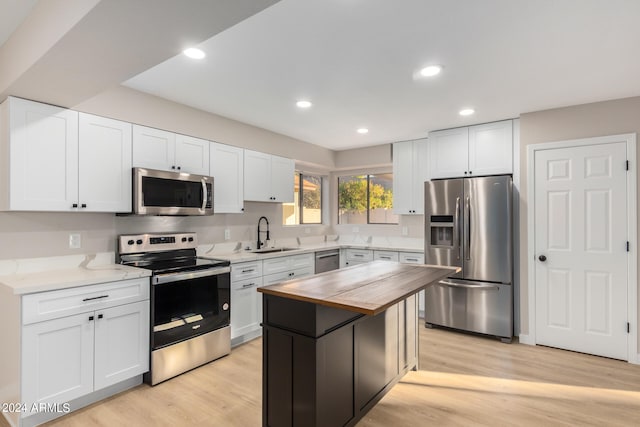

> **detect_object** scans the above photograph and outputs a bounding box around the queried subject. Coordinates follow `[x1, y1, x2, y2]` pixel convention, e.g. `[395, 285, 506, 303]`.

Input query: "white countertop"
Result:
[0, 253, 151, 295]
[199, 241, 424, 264]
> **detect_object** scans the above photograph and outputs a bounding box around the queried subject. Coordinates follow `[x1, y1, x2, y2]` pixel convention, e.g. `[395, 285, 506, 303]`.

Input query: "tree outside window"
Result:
[283, 172, 323, 225]
[338, 174, 398, 224]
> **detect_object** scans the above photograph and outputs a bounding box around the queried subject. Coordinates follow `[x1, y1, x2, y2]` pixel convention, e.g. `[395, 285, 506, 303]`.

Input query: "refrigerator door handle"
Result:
[465, 196, 471, 261]
[438, 280, 499, 290]
[454, 197, 461, 260]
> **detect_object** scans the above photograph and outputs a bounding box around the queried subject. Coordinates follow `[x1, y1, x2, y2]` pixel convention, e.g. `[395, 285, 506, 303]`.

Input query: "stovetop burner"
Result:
[126, 255, 229, 275]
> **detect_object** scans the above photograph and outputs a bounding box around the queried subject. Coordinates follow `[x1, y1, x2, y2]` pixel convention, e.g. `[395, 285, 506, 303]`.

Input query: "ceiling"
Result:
[3, 1, 640, 151]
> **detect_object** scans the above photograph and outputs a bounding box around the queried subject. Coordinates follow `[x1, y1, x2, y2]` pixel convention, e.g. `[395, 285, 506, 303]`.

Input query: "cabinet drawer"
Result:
[263, 266, 314, 286]
[22, 278, 150, 325]
[346, 249, 373, 262]
[289, 253, 314, 271]
[373, 251, 399, 262]
[232, 276, 263, 292]
[262, 256, 291, 275]
[231, 261, 262, 281]
[399, 252, 424, 264]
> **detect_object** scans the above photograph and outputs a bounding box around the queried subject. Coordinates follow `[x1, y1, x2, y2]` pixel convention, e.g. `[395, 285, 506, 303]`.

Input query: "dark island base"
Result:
[262, 293, 419, 427]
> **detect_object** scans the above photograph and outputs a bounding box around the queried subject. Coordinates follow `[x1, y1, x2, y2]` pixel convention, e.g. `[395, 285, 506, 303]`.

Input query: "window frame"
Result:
[337, 173, 398, 225]
[283, 171, 324, 225]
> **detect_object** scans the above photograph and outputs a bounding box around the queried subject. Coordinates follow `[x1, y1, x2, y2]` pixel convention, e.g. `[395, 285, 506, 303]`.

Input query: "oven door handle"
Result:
[153, 266, 231, 285]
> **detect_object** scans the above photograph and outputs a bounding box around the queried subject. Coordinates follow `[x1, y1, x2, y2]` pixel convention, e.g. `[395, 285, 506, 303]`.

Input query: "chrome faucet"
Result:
[257, 216, 270, 250]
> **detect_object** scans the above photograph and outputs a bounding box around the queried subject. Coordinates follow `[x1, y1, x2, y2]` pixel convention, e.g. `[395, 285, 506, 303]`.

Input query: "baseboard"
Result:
[518, 333, 535, 345]
[231, 329, 262, 347]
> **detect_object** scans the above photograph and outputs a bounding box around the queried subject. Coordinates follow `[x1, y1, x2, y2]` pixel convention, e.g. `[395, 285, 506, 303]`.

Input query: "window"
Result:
[338, 173, 398, 224]
[283, 172, 323, 225]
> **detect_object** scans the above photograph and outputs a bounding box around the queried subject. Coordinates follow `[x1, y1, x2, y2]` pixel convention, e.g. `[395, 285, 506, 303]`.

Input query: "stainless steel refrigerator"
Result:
[424, 175, 513, 341]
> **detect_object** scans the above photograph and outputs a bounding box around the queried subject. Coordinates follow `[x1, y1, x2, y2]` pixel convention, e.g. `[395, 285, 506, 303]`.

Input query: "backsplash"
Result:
[0, 204, 424, 260]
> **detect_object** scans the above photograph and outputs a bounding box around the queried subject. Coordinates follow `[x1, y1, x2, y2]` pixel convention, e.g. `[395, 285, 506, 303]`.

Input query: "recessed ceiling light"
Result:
[183, 48, 206, 59]
[459, 108, 475, 116]
[296, 100, 312, 108]
[357, 128, 369, 134]
[419, 65, 442, 77]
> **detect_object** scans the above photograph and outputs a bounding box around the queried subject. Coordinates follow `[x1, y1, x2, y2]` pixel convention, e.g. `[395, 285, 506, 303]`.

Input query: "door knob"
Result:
[538, 255, 547, 262]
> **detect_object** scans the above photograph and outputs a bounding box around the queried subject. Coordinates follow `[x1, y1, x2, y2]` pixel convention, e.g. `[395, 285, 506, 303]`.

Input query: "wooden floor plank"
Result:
[2, 326, 637, 427]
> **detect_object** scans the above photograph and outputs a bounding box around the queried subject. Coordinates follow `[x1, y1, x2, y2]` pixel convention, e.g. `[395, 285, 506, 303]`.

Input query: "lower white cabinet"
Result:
[231, 261, 263, 341]
[18, 278, 149, 422]
[263, 253, 314, 285]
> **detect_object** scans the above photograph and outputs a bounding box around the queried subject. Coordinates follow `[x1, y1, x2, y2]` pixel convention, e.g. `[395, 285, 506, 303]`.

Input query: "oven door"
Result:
[134, 167, 213, 216]
[151, 267, 230, 349]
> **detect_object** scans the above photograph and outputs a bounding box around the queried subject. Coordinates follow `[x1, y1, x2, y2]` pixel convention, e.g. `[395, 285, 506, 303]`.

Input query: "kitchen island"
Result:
[258, 261, 457, 427]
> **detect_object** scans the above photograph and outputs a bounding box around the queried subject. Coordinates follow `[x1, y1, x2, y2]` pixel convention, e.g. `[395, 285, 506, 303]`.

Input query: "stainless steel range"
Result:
[118, 232, 231, 385]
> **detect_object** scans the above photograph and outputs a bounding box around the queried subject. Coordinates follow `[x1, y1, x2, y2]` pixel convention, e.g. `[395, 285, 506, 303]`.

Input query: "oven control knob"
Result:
[222, 303, 229, 311]
[136, 239, 143, 245]
[188, 237, 194, 242]
[127, 239, 134, 245]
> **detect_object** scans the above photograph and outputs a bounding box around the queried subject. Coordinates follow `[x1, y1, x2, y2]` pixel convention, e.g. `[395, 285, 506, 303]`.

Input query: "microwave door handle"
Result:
[201, 179, 207, 211]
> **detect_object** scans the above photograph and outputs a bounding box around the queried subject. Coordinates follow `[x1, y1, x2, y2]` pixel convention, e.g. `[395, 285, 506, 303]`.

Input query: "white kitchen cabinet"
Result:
[374, 250, 399, 262]
[230, 261, 263, 342]
[19, 277, 149, 422]
[1, 97, 79, 211]
[0, 98, 132, 212]
[392, 138, 429, 215]
[468, 120, 513, 176]
[132, 125, 209, 175]
[94, 301, 149, 390]
[344, 248, 373, 266]
[429, 120, 513, 179]
[243, 149, 294, 202]
[210, 142, 244, 213]
[22, 312, 94, 409]
[263, 253, 314, 284]
[78, 113, 132, 212]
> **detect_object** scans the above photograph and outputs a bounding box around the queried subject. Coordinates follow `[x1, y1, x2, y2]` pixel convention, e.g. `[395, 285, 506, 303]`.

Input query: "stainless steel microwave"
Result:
[133, 168, 213, 216]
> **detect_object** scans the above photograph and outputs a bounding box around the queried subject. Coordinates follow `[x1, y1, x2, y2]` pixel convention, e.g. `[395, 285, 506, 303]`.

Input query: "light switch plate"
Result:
[402, 226, 408, 236]
[224, 229, 231, 240]
[69, 233, 81, 249]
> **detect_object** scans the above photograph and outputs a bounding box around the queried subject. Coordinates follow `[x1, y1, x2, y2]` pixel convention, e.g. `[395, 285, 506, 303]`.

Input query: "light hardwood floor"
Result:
[3, 327, 638, 427]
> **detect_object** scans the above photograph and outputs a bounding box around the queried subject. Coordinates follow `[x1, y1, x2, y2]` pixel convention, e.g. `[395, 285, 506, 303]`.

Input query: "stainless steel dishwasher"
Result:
[315, 249, 340, 273]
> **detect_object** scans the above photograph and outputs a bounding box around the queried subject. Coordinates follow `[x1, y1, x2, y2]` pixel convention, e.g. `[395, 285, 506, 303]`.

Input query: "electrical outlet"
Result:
[352, 226, 359, 233]
[402, 226, 408, 236]
[224, 229, 231, 240]
[69, 233, 81, 249]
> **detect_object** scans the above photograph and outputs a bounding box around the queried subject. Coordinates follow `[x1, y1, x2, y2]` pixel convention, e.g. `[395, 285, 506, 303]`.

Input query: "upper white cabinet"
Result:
[392, 138, 429, 215]
[78, 113, 132, 212]
[132, 125, 209, 175]
[244, 149, 294, 203]
[210, 142, 244, 213]
[429, 120, 513, 179]
[0, 97, 131, 212]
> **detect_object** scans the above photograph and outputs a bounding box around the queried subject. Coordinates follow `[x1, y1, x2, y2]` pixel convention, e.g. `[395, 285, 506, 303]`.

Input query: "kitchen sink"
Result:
[250, 247, 298, 254]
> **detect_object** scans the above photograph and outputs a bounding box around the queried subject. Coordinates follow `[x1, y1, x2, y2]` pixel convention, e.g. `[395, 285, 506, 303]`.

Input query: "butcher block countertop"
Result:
[258, 260, 459, 316]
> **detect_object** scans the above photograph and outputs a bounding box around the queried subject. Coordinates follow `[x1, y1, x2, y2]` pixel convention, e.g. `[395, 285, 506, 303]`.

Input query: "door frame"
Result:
[526, 133, 638, 364]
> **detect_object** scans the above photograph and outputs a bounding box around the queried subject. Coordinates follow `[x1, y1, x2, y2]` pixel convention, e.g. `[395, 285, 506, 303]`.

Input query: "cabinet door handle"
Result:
[72, 203, 78, 208]
[82, 294, 109, 302]
[242, 269, 255, 273]
[354, 254, 364, 257]
[81, 203, 87, 208]
[98, 314, 103, 319]
[242, 283, 256, 288]
[88, 315, 94, 321]
[380, 256, 391, 260]
[405, 258, 419, 262]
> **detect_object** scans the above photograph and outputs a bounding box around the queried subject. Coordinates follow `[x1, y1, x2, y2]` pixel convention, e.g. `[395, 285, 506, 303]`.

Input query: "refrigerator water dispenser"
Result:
[429, 215, 454, 247]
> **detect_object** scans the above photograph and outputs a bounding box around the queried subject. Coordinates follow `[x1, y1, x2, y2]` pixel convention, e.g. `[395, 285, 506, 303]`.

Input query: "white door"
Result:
[392, 140, 415, 214]
[94, 301, 149, 391]
[22, 313, 94, 410]
[8, 97, 79, 211]
[132, 125, 175, 171]
[175, 134, 210, 175]
[534, 142, 628, 359]
[210, 142, 244, 213]
[78, 113, 132, 212]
